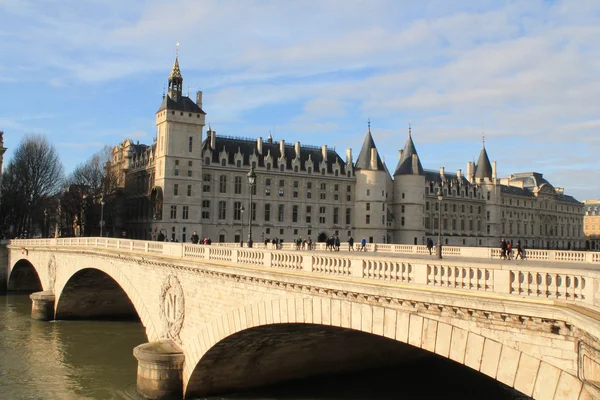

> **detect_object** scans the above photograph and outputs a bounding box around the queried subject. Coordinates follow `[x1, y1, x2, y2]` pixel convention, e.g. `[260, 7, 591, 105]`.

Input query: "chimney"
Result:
[371, 148, 377, 170]
[492, 161, 497, 181]
[257, 137, 263, 155]
[440, 166, 445, 178]
[279, 139, 285, 156]
[321, 145, 327, 160]
[345, 148, 352, 164]
[466, 162, 472, 181]
[210, 130, 216, 150]
[457, 169, 462, 180]
[196, 91, 203, 108]
[398, 149, 403, 161]
[295, 141, 301, 159]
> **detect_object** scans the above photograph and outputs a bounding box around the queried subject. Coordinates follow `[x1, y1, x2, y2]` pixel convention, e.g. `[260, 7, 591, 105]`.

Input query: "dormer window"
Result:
[221, 159, 226, 166]
[267, 163, 271, 170]
[321, 168, 325, 175]
[236, 160, 241, 167]
[307, 167, 312, 174]
[280, 164, 284, 172]
[205, 157, 210, 165]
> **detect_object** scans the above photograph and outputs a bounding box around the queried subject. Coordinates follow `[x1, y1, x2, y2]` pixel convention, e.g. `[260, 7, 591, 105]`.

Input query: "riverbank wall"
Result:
[0, 245, 7, 293]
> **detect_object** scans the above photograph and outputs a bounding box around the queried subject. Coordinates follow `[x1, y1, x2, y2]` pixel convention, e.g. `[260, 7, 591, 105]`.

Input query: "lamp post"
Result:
[240, 205, 245, 247]
[100, 195, 105, 238]
[43, 209, 47, 238]
[247, 166, 256, 248]
[437, 187, 443, 259]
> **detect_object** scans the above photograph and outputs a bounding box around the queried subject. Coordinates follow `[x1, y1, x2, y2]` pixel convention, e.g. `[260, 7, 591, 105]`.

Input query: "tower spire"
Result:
[408, 120, 412, 137]
[168, 43, 183, 101]
[368, 118, 371, 132]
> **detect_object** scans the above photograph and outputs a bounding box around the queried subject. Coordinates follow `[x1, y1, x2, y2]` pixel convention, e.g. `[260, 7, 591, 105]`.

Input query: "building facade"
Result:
[108, 55, 585, 249]
[584, 200, 600, 250]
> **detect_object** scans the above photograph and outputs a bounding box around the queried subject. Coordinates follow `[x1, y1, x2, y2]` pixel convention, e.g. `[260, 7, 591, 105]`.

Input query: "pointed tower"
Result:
[154, 52, 206, 240]
[353, 121, 393, 244]
[473, 137, 500, 246]
[474, 139, 493, 183]
[393, 124, 425, 245]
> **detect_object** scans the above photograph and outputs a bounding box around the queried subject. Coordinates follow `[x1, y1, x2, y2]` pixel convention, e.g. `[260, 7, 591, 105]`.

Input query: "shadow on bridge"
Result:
[186, 323, 524, 399]
[7, 259, 42, 293]
[56, 269, 140, 321]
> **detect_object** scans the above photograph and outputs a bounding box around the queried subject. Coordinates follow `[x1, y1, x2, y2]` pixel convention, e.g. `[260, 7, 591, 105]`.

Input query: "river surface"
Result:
[0, 294, 529, 400]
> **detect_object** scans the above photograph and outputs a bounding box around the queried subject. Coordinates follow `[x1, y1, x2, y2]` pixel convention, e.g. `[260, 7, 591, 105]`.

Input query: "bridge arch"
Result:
[56, 268, 140, 321]
[51, 260, 157, 339]
[185, 297, 584, 399]
[8, 258, 43, 292]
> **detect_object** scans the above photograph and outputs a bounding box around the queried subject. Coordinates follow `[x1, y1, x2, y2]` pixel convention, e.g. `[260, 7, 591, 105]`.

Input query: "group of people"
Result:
[264, 237, 285, 249]
[500, 238, 525, 260]
[190, 231, 211, 245]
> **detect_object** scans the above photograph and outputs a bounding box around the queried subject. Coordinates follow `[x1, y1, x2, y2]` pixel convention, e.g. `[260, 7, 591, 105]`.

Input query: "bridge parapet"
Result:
[9, 237, 600, 311]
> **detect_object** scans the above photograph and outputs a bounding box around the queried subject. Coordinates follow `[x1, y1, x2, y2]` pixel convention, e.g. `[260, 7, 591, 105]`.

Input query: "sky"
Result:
[0, 0, 599, 201]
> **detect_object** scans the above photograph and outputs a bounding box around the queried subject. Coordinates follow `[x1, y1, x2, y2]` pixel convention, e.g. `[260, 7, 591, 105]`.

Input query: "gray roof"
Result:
[394, 132, 423, 176]
[509, 172, 553, 190]
[201, 135, 349, 175]
[157, 96, 205, 114]
[474, 146, 492, 180]
[354, 129, 385, 171]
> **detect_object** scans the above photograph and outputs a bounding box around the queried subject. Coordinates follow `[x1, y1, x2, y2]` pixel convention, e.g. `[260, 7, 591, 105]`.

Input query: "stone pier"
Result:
[133, 340, 184, 400]
[30, 290, 55, 321]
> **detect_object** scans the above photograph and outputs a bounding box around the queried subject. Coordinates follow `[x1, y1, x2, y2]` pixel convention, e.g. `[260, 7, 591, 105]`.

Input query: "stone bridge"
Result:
[4, 237, 600, 399]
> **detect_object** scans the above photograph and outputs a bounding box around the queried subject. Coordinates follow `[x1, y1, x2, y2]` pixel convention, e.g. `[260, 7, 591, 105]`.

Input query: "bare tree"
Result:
[0, 134, 64, 237]
[65, 145, 116, 236]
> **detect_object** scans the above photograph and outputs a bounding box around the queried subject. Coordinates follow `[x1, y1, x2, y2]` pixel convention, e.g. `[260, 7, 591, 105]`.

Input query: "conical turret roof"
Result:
[394, 126, 423, 176]
[354, 125, 385, 171]
[169, 56, 182, 81]
[474, 144, 492, 180]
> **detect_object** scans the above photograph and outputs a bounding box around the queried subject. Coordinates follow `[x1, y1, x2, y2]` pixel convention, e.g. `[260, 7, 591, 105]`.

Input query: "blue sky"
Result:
[1, 0, 599, 200]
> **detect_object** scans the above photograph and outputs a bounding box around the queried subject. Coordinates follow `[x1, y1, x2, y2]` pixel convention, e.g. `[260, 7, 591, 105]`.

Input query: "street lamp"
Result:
[100, 195, 105, 238]
[240, 205, 245, 247]
[43, 209, 47, 238]
[247, 166, 256, 248]
[437, 187, 444, 259]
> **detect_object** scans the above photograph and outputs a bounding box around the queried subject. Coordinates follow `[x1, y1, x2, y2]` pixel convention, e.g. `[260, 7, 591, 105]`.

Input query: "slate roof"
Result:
[474, 146, 492, 180]
[509, 172, 553, 190]
[424, 169, 471, 186]
[201, 135, 348, 175]
[394, 131, 423, 176]
[354, 129, 385, 171]
[156, 96, 205, 114]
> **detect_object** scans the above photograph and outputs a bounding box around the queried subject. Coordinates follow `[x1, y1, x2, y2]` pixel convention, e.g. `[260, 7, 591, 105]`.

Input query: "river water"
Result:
[0, 294, 529, 400]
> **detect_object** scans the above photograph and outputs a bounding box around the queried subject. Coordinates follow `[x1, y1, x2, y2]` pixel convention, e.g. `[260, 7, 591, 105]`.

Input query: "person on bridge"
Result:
[515, 240, 524, 260]
[348, 236, 354, 251]
[500, 239, 507, 259]
[191, 231, 199, 244]
[361, 237, 367, 251]
[426, 238, 433, 255]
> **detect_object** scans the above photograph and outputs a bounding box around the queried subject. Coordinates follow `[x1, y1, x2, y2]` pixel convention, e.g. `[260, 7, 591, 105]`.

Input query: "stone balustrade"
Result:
[9, 237, 600, 312]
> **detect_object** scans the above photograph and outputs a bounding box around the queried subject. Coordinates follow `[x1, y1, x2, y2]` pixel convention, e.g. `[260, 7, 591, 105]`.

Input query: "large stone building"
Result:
[584, 200, 600, 250]
[108, 55, 585, 249]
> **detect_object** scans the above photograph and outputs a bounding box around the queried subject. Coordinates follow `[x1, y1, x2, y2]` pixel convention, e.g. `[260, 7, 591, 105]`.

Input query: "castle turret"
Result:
[353, 121, 392, 244]
[393, 124, 425, 245]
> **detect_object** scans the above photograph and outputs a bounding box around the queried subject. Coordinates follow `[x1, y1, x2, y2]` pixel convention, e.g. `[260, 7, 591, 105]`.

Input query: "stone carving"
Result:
[159, 274, 185, 343]
[47, 254, 57, 289]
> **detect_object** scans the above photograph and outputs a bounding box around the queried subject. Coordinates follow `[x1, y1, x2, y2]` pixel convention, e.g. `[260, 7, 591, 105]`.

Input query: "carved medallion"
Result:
[47, 254, 57, 289]
[159, 274, 185, 343]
